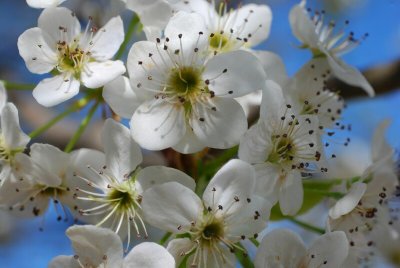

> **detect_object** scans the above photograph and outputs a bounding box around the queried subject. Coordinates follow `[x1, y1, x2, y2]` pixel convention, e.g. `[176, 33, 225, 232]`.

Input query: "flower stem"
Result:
[115, 15, 140, 60]
[64, 101, 100, 153]
[287, 217, 325, 234]
[304, 188, 345, 199]
[29, 97, 92, 139]
[249, 237, 260, 247]
[236, 242, 254, 268]
[3, 81, 35, 91]
[159, 232, 172, 246]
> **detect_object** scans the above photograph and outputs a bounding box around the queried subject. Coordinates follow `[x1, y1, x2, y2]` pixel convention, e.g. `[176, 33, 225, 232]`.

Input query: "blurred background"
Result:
[0, 0, 399, 267]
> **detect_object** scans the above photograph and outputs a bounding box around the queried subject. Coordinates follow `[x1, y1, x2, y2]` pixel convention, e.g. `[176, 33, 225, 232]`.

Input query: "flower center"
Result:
[268, 136, 296, 164]
[0, 136, 11, 163]
[107, 183, 138, 211]
[56, 40, 91, 78]
[202, 221, 225, 240]
[167, 66, 203, 95]
[209, 33, 230, 51]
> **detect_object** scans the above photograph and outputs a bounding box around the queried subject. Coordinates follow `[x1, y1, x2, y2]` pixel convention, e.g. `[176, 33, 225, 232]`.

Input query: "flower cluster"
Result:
[0, 0, 398, 267]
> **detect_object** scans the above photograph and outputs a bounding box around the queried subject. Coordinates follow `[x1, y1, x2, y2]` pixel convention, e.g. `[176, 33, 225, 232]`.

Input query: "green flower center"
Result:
[268, 136, 296, 164]
[106, 180, 139, 212]
[209, 33, 230, 51]
[202, 221, 225, 239]
[167, 66, 203, 95]
[57, 41, 91, 78]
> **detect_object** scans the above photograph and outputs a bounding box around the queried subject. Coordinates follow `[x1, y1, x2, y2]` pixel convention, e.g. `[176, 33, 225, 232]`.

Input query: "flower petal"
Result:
[30, 143, 70, 177]
[166, 238, 194, 267]
[203, 159, 255, 215]
[304, 231, 349, 268]
[17, 28, 57, 74]
[252, 50, 288, 86]
[32, 75, 80, 107]
[26, 0, 66, 9]
[142, 182, 202, 233]
[1, 103, 30, 149]
[164, 11, 208, 54]
[328, 182, 367, 220]
[172, 127, 206, 154]
[239, 122, 272, 164]
[371, 120, 392, 164]
[289, 1, 319, 47]
[279, 171, 303, 216]
[0, 82, 7, 111]
[38, 7, 81, 45]
[123, 242, 175, 268]
[255, 229, 306, 268]
[204, 50, 266, 98]
[130, 100, 186, 150]
[48, 256, 79, 268]
[81, 60, 126, 89]
[136, 166, 195, 193]
[102, 119, 142, 180]
[326, 55, 374, 97]
[191, 98, 247, 149]
[67, 225, 123, 267]
[253, 163, 282, 205]
[103, 76, 143, 118]
[89, 16, 124, 60]
[223, 4, 272, 47]
[260, 82, 286, 120]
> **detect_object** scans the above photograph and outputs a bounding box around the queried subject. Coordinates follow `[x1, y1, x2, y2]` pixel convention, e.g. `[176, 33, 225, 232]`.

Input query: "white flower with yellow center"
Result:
[254, 229, 349, 268]
[0, 103, 30, 188]
[18, 7, 125, 107]
[74, 119, 195, 244]
[103, 11, 267, 153]
[142, 159, 271, 267]
[49, 225, 175, 268]
[289, 0, 374, 96]
[239, 84, 323, 215]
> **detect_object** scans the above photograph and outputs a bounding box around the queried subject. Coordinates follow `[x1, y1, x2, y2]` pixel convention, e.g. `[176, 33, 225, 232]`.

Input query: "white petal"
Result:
[48, 256, 79, 268]
[81, 60, 126, 89]
[1, 103, 30, 149]
[102, 119, 142, 180]
[239, 122, 272, 164]
[33, 75, 80, 107]
[103, 76, 142, 118]
[0, 82, 7, 111]
[136, 166, 195, 193]
[305, 231, 349, 268]
[255, 229, 306, 268]
[170, 0, 217, 27]
[17, 28, 57, 74]
[260, 81, 286, 120]
[166, 238, 194, 267]
[30, 143, 70, 177]
[126, 0, 172, 40]
[142, 182, 202, 233]
[90, 16, 124, 60]
[14, 153, 61, 187]
[371, 120, 392, 164]
[172, 127, 206, 154]
[289, 1, 319, 47]
[38, 7, 81, 45]
[279, 171, 303, 216]
[67, 225, 123, 267]
[130, 100, 186, 150]
[191, 98, 247, 149]
[253, 50, 288, 86]
[204, 50, 266, 98]
[253, 163, 282, 205]
[26, 0, 65, 9]
[203, 159, 255, 214]
[224, 4, 272, 47]
[328, 182, 366, 219]
[326, 55, 374, 97]
[226, 195, 271, 238]
[164, 11, 208, 53]
[123, 242, 175, 268]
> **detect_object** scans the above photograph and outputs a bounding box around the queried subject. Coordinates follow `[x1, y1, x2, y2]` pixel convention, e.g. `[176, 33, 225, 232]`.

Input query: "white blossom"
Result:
[239, 84, 323, 215]
[18, 7, 125, 107]
[26, 0, 65, 9]
[74, 119, 195, 243]
[49, 225, 175, 268]
[104, 11, 267, 153]
[289, 0, 374, 96]
[142, 159, 271, 267]
[254, 229, 349, 268]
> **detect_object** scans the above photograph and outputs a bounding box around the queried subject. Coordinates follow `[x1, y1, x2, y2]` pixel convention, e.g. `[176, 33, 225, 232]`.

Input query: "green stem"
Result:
[249, 237, 260, 247]
[3, 81, 35, 91]
[64, 101, 99, 153]
[287, 217, 325, 234]
[115, 15, 140, 59]
[29, 97, 92, 139]
[159, 232, 172, 246]
[236, 242, 254, 268]
[304, 188, 345, 199]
